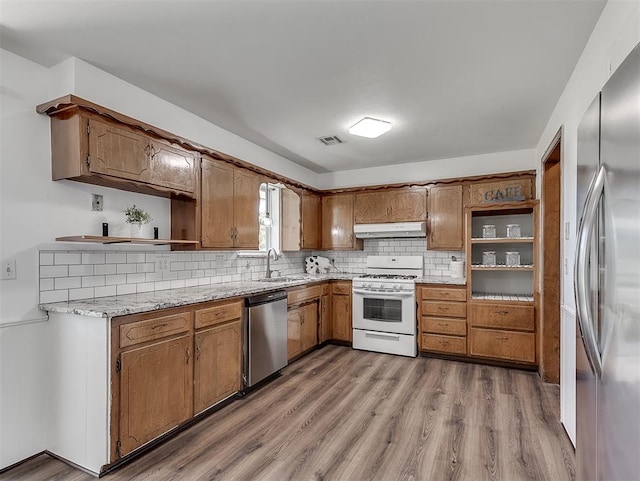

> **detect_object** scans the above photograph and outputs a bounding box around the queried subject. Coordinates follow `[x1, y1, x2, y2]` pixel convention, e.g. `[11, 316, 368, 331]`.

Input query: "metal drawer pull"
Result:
[496, 310, 509, 315]
[496, 336, 509, 340]
[151, 322, 169, 330]
[365, 331, 400, 340]
[438, 307, 449, 311]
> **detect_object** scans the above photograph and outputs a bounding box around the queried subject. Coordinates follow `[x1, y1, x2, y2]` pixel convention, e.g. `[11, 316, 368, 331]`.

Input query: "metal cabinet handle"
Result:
[185, 348, 190, 365]
[496, 336, 509, 341]
[574, 165, 605, 378]
[496, 310, 509, 315]
[438, 306, 449, 311]
[151, 322, 168, 330]
[195, 345, 201, 360]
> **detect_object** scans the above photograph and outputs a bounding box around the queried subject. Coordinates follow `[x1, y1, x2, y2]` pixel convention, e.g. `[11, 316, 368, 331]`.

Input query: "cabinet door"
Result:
[388, 189, 427, 222]
[234, 168, 262, 249]
[287, 307, 303, 360]
[88, 119, 151, 183]
[118, 335, 193, 457]
[194, 320, 242, 415]
[322, 194, 358, 249]
[354, 192, 390, 223]
[320, 293, 331, 342]
[201, 157, 234, 248]
[150, 140, 196, 194]
[301, 191, 322, 249]
[281, 188, 301, 251]
[301, 302, 319, 352]
[331, 294, 352, 342]
[428, 184, 463, 250]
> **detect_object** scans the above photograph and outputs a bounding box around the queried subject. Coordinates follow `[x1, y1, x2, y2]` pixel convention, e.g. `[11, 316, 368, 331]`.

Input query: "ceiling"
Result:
[1, 0, 605, 173]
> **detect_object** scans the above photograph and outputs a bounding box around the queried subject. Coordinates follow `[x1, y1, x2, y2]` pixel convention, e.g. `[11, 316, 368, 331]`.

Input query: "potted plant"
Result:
[124, 205, 152, 238]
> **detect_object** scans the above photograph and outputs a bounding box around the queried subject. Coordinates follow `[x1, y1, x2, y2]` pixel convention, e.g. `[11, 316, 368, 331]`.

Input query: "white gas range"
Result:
[352, 256, 422, 357]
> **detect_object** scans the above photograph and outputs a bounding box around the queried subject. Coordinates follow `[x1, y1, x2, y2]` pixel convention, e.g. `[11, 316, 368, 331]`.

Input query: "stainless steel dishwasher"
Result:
[244, 290, 288, 388]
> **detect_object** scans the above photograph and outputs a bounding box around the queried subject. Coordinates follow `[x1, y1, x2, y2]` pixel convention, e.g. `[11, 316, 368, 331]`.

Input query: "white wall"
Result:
[316, 149, 536, 189]
[534, 0, 640, 446]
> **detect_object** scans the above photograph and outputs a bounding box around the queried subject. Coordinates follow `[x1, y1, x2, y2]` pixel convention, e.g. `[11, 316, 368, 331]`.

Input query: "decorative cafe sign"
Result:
[469, 179, 532, 205]
[482, 185, 526, 203]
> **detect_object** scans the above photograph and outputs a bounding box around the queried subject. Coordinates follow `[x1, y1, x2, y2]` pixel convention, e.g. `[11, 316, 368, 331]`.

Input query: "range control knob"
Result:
[393, 284, 401, 290]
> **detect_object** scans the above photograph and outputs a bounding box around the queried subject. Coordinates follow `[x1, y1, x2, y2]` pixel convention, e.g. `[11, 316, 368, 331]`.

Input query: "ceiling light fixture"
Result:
[348, 117, 392, 138]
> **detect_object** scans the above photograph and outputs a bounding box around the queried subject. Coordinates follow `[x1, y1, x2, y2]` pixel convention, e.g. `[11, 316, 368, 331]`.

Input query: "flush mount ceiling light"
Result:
[348, 117, 392, 138]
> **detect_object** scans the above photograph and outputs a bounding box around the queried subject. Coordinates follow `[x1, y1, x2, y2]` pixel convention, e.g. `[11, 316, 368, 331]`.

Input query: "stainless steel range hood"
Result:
[353, 222, 427, 239]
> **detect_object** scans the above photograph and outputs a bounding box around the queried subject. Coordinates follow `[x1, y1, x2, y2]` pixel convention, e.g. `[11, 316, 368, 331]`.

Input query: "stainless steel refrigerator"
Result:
[575, 42, 640, 481]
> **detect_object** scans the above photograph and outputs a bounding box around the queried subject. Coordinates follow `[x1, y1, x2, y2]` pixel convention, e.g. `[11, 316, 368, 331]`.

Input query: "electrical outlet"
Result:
[2, 259, 16, 280]
[92, 193, 103, 211]
[154, 254, 170, 276]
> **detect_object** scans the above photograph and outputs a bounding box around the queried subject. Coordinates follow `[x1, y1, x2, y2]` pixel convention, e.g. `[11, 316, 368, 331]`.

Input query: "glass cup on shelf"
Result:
[482, 251, 496, 266]
[505, 251, 521, 266]
[506, 224, 521, 238]
[482, 224, 496, 238]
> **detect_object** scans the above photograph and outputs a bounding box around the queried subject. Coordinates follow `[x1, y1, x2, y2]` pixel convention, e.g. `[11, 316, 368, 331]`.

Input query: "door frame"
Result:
[539, 127, 563, 383]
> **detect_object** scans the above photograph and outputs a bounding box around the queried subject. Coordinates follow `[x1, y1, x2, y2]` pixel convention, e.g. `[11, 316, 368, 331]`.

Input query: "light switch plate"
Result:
[2, 259, 16, 280]
[92, 193, 103, 211]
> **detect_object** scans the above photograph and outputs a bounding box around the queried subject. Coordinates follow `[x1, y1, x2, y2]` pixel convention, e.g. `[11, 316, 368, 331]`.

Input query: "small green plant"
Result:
[124, 205, 152, 224]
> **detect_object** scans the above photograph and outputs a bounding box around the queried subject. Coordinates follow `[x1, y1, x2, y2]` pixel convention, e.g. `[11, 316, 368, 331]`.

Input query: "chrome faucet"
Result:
[265, 248, 279, 279]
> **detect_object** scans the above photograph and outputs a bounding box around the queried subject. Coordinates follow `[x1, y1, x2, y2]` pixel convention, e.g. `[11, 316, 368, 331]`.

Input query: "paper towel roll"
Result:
[450, 260, 465, 278]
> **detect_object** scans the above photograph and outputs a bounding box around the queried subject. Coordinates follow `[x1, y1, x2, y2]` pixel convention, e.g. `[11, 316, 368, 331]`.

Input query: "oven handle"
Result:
[352, 288, 415, 298]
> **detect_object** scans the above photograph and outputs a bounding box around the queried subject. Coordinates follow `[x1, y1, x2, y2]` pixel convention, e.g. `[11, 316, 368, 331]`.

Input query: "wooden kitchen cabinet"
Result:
[45, 112, 197, 198]
[320, 287, 331, 342]
[301, 190, 322, 249]
[331, 282, 352, 342]
[354, 188, 426, 223]
[287, 285, 321, 360]
[193, 299, 243, 415]
[201, 156, 262, 249]
[112, 307, 194, 459]
[427, 184, 463, 250]
[322, 194, 362, 250]
[418, 285, 467, 356]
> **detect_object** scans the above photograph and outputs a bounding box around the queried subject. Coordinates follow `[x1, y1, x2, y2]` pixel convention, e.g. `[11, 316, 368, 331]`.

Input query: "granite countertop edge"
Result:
[39, 273, 466, 318]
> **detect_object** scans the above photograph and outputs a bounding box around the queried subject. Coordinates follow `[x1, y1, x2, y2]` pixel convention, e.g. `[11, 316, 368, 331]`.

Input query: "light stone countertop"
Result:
[39, 273, 465, 318]
[415, 276, 466, 286]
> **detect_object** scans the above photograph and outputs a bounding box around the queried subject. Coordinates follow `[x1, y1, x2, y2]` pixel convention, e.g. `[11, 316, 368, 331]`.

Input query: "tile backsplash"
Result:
[39, 238, 464, 303]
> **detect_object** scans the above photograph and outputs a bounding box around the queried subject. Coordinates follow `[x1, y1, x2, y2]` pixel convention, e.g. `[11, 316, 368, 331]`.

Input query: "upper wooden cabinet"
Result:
[322, 194, 363, 250]
[354, 188, 426, 224]
[427, 184, 464, 250]
[281, 189, 322, 251]
[301, 190, 322, 249]
[201, 156, 262, 249]
[46, 111, 197, 198]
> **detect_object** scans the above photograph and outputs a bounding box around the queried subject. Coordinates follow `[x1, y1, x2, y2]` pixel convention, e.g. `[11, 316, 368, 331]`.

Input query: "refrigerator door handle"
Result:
[575, 165, 606, 378]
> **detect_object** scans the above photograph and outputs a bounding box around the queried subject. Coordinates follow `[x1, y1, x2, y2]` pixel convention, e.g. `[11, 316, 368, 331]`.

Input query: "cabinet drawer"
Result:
[195, 300, 243, 329]
[421, 317, 467, 336]
[469, 328, 535, 363]
[422, 334, 467, 355]
[420, 287, 466, 302]
[120, 312, 191, 348]
[331, 282, 351, 295]
[288, 285, 322, 306]
[469, 303, 534, 331]
[422, 301, 466, 318]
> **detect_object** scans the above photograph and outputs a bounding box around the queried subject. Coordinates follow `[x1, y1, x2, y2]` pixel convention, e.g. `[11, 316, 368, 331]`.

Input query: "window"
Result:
[259, 183, 281, 252]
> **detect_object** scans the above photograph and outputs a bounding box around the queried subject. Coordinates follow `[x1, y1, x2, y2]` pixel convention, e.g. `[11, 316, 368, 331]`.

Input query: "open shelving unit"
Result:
[466, 202, 538, 302]
[56, 235, 200, 246]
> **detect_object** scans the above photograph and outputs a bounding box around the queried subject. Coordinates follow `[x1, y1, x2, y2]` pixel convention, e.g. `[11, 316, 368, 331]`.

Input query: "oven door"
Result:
[352, 288, 416, 335]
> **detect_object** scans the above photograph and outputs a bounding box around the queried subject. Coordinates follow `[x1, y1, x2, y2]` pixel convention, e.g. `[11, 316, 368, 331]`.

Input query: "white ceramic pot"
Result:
[130, 222, 144, 238]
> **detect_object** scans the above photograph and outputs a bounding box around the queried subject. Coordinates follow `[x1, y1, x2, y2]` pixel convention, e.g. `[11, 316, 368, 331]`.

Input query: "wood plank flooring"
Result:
[0, 345, 575, 481]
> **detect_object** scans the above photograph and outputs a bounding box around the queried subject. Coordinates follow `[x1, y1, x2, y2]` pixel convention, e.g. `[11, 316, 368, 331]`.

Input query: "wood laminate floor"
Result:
[0, 345, 575, 481]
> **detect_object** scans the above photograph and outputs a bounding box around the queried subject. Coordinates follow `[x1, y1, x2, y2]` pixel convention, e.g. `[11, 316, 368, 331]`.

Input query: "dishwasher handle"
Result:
[245, 290, 287, 307]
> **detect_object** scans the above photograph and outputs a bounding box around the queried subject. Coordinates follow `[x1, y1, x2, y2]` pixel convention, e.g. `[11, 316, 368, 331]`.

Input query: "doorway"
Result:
[540, 128, 562, 383]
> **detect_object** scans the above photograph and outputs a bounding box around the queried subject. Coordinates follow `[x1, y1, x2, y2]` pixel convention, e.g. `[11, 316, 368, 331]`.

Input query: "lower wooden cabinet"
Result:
[111, 299, 243, 460]
[320, 289, 331, 342]
[331, 282, 352, 342]
[194, 320, 242, 415]
[118, 334, 193, 457]
[418, 285, 467, 355]
[468, 301, 536, 364]
[287, 287, 320, 360]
